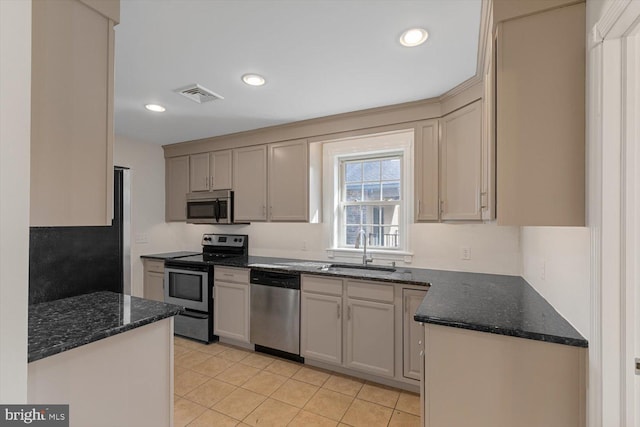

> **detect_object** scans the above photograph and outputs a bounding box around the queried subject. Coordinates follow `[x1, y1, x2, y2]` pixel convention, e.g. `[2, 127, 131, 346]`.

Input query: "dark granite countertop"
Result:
[28, 291, 183, 362]
[208, 256, 587, 348]
[140, 251, 200, 260]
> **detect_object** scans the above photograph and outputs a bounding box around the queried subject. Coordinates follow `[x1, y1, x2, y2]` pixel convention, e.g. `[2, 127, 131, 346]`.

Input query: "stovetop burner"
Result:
[164, 234, 248, 268]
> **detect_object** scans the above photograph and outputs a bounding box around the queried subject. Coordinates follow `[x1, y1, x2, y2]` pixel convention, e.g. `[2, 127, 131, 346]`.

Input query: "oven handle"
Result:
[179, 310, 209, 320]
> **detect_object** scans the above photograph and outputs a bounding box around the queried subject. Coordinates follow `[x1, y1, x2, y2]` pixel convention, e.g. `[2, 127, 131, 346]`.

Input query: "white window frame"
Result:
[321, 129, 414, 262]
[338, 154, 403, 250]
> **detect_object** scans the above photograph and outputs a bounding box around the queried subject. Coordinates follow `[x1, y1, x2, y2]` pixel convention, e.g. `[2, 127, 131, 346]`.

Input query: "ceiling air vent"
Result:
[175, 84, 224, 104]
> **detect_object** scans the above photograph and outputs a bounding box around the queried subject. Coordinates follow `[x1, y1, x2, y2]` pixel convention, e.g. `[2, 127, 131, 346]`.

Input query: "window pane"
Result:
[382, 182, 400, 200]
[363, 160, 380, 181]
[345, 226, 360, 245]
[363, 183, 381, 201]
[345, 162, 362, 183]
[345, 205, 362, 225]
[345, 184, 362, 201]
[381, 158, 400, 180]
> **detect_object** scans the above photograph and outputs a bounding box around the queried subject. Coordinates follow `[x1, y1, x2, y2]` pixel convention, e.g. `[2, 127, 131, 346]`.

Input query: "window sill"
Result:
[325, 248, 414, 265]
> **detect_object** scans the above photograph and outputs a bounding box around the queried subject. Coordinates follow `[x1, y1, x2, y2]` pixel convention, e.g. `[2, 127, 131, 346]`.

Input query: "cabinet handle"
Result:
[480, 191, 488, 210]
[347, 305, 351, 320]
[440, 200, 444, 215]
[205, 176, 209, 189]
[337, 303, 341, 319]
[262, 205, 266, 217]
[223, 273, 233, 277]
[210, 175, 214, 188]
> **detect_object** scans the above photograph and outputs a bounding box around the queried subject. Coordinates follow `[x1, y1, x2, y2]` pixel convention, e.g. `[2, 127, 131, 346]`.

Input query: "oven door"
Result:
[164, 267, 209, 312]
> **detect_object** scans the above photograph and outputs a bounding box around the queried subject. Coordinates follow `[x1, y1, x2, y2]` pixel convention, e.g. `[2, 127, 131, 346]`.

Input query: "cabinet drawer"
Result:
[214, 266, 249, 284]
[145, 260, 164, 273]
[302, 275, 343, 296]
[347, 280, 394, 303]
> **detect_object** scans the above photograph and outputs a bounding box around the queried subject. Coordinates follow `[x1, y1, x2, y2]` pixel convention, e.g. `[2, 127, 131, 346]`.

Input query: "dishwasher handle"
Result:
[250, 269, 300, 290]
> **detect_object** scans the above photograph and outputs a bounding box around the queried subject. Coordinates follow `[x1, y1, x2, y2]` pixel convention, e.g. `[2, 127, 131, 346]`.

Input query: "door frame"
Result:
[588, 1, 640, 426]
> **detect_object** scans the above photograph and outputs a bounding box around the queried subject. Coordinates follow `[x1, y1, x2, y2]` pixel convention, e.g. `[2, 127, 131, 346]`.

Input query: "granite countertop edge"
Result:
[28, 292, 183, 363]
[414, 315, 589, 348]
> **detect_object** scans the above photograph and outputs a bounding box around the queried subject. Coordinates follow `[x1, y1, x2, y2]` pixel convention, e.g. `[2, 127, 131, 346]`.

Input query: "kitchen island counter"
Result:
[28, 290, 182, 362]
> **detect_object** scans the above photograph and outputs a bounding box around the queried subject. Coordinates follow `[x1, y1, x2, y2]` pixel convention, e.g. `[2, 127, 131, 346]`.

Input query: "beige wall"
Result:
[115, 136, 522, 295]
[521, 227, 590, 339]
[0, 0, 31, 402]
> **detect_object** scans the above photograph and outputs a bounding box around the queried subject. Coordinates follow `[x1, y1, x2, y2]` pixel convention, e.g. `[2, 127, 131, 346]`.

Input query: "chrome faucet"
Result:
[355, 228, 373, 266]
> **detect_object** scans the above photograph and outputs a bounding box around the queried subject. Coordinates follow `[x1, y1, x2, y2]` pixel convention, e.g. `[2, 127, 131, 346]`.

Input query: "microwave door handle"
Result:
[214, 199, 220, 223]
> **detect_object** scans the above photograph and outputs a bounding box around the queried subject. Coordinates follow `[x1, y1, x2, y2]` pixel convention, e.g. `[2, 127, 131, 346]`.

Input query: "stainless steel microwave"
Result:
[186, 189, 234, 224]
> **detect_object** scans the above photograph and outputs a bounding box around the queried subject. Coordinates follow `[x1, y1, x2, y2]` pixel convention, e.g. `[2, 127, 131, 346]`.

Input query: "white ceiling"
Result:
[114, 0, 482, 146]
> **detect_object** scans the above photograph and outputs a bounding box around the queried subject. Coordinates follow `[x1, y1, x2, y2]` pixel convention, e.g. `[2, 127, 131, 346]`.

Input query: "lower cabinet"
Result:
[345, 297, 395, 377]
[213, 267, 250, 343]
[403, 289, 428, 380]
[301, 275, 422, 384]
[143, 260, 165, 302]
[300, 292, 342, 365]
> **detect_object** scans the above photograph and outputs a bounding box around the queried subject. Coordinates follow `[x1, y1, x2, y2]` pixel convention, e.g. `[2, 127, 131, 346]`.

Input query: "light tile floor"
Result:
[173, 337, 421, 427]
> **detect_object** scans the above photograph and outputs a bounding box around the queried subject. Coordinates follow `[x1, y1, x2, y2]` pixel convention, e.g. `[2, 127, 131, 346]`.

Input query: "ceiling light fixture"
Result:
[145, 104, 166, 112]
[399, 28, 429, 47]
[242, 74, 266, 87]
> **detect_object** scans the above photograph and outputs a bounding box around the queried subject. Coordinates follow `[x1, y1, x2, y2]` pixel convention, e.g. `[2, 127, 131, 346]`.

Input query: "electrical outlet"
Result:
[302, 240, 307, 251]
[460, 247, 471, 260]
[134, 233, 149, 244]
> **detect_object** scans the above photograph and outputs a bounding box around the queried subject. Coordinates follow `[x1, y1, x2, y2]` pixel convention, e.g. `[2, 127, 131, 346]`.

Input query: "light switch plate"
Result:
[135, 233, 149, 244]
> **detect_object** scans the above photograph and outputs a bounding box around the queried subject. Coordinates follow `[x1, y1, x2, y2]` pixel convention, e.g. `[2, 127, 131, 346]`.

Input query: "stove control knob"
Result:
[203, 237, 212, 242]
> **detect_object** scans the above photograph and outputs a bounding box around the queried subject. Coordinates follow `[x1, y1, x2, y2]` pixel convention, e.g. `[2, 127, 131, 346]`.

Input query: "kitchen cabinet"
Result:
[440, 100, 483, 220]
[301, 276, 343, 365]
[143, 260, 165, 302]
[190, 150, 233, 192]
[496, 3, 585, 226]
[233, 146, 268, 221]
[414, 120, 440, 221]
[345, 280, 395, 378]
[421, 323, 586, 427]
[402, 289, 427, 380]
[165, 156, 190, 221]
[213, 267, 250, 343]
[30, 0, 119, 226]
[268, 139, 308, 221]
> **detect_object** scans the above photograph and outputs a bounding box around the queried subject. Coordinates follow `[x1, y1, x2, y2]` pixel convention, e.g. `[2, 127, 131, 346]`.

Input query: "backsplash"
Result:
[29, 226, 123, 305]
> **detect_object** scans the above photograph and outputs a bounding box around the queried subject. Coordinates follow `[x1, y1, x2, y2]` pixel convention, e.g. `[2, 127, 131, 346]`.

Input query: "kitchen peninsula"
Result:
[28, 292, 182, 427]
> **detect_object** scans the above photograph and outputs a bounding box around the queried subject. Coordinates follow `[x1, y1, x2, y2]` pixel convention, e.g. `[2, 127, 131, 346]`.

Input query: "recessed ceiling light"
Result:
[145, 104, 166, 112]
[242, 74, 266, 87]
[399, 28, 429, 47]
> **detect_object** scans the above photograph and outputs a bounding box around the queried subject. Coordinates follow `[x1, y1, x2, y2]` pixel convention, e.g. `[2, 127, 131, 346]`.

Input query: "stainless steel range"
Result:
[164, 234, 248, 343]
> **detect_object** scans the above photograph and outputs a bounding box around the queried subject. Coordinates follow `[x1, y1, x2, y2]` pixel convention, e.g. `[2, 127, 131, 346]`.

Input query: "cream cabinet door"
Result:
[214, 281, 250, 342]
[346, 298, 394, 377]
[233, 146, 268, 221]
[301, 292, 342, 365]
[189, 153, 210, 192]
[210, 150, 232, 190]
[144, 271, 165, 302]
[30, 0, 116, 226]
[166, 156, 190, 221]
[268, 139, 308, 221]
[402, 289, 427, 380]
[415, 120, 439, 221]
[440, 100, 482, 220]
[496, 4, 585, 226]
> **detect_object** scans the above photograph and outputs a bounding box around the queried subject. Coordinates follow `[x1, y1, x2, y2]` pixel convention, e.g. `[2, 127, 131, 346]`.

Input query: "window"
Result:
[320, 129, 413, 257]
[340, 156, 402, 249]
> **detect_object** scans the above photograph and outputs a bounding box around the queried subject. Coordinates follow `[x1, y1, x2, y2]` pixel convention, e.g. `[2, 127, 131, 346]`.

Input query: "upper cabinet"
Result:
[414, 120, 439, 221]
[233, 145, 268, 222]
[495, 3, 585, 226]
[190, 150, 233, 192]
[268, 139, 308, 222]
[30, 0, 119, 226]
[166, 156, 189, 221]
[440, 100, 483, 220]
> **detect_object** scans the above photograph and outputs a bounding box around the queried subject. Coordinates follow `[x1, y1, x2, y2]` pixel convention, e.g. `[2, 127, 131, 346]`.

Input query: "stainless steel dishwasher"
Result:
[250, 269, 302, 361]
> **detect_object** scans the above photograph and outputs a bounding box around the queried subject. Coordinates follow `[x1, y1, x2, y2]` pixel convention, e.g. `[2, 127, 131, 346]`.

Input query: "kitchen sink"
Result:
[318, 263, 397, 273]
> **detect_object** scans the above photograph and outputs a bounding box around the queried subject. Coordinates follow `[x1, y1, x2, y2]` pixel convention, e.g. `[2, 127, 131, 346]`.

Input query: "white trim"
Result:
[321, 129, 414, 260]
[589, 3, 640, 426]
